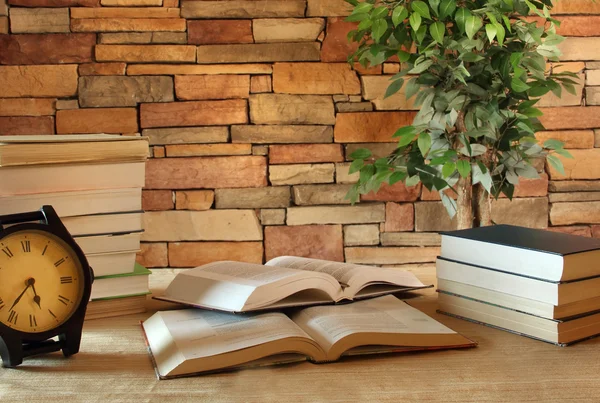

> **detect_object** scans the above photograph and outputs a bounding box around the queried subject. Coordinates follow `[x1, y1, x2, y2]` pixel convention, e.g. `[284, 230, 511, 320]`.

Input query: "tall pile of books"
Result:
[0, 134, 151, 320]
[436, 224, 600, 345]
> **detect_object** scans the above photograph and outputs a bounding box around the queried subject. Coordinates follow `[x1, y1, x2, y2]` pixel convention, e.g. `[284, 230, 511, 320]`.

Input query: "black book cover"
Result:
[441, 224, 600, 256]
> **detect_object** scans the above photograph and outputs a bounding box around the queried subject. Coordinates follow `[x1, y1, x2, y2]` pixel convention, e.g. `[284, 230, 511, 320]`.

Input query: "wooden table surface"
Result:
[1, 265, 599, 403]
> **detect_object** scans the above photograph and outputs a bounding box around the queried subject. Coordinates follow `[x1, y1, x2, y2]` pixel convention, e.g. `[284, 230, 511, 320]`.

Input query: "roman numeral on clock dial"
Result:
[2, 247, 13, 258]
[8, 310, 18, 325]
[0, 297, 4, 311]
[29, 314, 37, 328]
[61, 276, 73, 284]
[58, 295, 70, 306]
[54, 258, 66, 267]
[21, 240, 31, 253]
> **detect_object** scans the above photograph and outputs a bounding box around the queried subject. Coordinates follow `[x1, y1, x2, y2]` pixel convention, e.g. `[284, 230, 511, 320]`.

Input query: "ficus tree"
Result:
[344, 0, 576, 229]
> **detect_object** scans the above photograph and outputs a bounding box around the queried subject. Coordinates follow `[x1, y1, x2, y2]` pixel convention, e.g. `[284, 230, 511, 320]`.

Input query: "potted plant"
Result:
[344, 0, 576, 229]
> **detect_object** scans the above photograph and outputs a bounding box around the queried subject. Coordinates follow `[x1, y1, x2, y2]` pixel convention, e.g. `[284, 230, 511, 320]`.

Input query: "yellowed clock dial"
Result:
[0, 230, 84, 334]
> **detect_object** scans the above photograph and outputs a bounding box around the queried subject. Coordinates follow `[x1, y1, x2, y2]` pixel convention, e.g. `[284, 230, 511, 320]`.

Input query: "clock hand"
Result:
[9, 279, 33, 311]
[31, 280, 42, 309]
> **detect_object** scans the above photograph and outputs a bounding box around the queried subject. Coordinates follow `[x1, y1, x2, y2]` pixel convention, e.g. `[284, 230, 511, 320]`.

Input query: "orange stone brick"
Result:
[547, 149, 600, 180]
[95, 45, 196, 63]
[165, 144, 252, 157]
[535, 130, 594, 149]
[269, 144, 345, 164]
[552, 0, 600, 14]
[79, 63, 127, 76]
[0, 98, 55, 116]
[140, 100, 247, 128]
[250, 75, 272, 93]
[0, 116, 54, 135]
[0, 33, 96, 65]
[187, 20, 253, 45]
[175, 75, 250, 100]
[127, 64, 272, 75]
[168, 242, 263, 267]
[0, 65, 78, 98]
[321, 18, 358, 63]
[539, 107, 600, 130]
[529, 16, 600, 36]
[175, 190, 214, 210]
[273, 63, 361, 95]
[334, 112, 417, 143]
[72, 18, 186, 32]
[546, 226, 592, 237]
[8, 0, 99, 5]
[265, 225, 344, 262]
[136, 243, 168, 268]
[506, 174, 549, 198]
[361, 182, 421, 202]
[384, 202, 414, 232]
[70, 7, 180, 18]
[56, 108, 138, 134]
[145, 156, 267, 189]
[142, 190, 174, 211]
[162, 0, 177, 7]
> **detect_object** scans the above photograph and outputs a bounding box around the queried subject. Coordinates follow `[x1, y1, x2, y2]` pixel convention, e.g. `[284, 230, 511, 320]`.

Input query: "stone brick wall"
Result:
[1, 0, 600, 268]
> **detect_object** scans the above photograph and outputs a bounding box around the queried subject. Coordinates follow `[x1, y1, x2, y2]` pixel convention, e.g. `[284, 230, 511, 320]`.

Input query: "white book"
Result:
[87, 250, 138, 277]
[75, 232, 141, 255]
[91, 264, 151, 300]
[62, 211, 143, 237]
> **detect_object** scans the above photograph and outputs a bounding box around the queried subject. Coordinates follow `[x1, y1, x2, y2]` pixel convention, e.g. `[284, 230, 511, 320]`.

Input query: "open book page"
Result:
[290, 295, 474, 361]
[142, 309, 325, 378]
[157, 261, 341, 312]
[266, 256, 427, 299]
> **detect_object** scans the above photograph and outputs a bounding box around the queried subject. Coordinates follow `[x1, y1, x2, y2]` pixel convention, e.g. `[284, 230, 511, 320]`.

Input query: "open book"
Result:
[142, 295, 476, 379]
[154, 256, 430, 312]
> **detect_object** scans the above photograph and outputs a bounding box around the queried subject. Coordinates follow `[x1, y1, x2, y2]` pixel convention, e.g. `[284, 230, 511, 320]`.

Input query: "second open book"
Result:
[155, 256, 430, 312]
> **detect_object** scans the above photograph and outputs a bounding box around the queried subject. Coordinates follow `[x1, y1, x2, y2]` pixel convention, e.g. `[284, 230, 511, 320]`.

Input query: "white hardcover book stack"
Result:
[436, 224, 600, 345]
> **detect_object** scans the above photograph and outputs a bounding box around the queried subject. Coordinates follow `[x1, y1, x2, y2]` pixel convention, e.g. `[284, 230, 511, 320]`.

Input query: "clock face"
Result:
[0, 229, 84, 334]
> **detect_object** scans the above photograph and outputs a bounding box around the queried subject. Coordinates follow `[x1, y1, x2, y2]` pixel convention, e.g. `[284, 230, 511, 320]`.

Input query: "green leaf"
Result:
[442, 161, 456, 177]
[465, 15, 483, 40]
[411, 1, 431, 19]
[485, 24, 497, 43]
[384, 78, 404, 99]
[371, 19, 388, 42]
[472, 163, 493, 193]
[348, 158, 364, 174]
[397, 50, 411, 62]
[352, 2, 374, 14]
[409, 12, 422, 31]
[511, 78, 531, 92]
[563, 83, 577, 96]
[430, 21, 446, 44]
[405, 78, 421, 99]
[554, 148, 573, 158]
[439, 0, 456, 20]
[547, 154, 565, 176]
[392, 125, 416, 138]
[418, 132, 432, 156]
[389, 171, 407, 185]
[455, 8, 472, 33]
[429, 0, 441, 15]
[440, 192, 457, 218]
[456, 160, 471, 178]
[409, 59, 433, 74]
[371, 6, 389, 19]
[349, 148, 372, 160]
[346, 13, 369, 22]
[392, 6, 409, 27]
[495, 22, 506, 45]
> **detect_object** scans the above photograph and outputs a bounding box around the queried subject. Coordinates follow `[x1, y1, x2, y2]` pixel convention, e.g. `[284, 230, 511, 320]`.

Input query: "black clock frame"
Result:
[0, 206, 94, 368]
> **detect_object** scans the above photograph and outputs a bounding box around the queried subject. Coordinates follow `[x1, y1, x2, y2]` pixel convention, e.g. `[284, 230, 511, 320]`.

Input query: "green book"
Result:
[91, 263, 151, 301]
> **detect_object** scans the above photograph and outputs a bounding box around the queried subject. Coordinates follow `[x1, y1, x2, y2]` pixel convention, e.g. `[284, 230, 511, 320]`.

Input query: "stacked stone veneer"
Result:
[1, 0, 600, 268]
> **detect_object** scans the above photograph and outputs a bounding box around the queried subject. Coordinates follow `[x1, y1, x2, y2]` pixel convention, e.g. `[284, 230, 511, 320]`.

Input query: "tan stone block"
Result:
[361, 76, 419, 110]
[72, 18, 185, 32]
[273, 63, 360, 95]
[333, 95, 349, 103]
[586, 87, 600, 106]
[197, 43, 320, 64]
[380, 232, 441, 247]
[336, 102, 374, 113]
[549, 180, 600, 192]
[79, 76, 174, 108]
[321, 18, 357, 63]
[55, 100, 79, 110]
[231, 125, 333, 144]
[0, 0, 7, 16]
[345, 247, 439, 265]
[0, 17, 7, 34]
[596, 130, 600, 148]
[151, 32, 187, 44]
[343, 224, 379, 246]
[71, 7, 180, 19]
[0, 116, 54, 135]
[10, 8, 69, 33]
[549, 192, 600, 202]
[552, 0, 600, 14]
[56, 108, 138, 134]
[551, 202, 600, 225]
[307, 0, 352, 16]
[175, 75, 250, 100]
[588, 70, 600, 86]
[79, 63, 126, 76]
[165, 144, 251, 157]
[334, 112, 417, 142]
[335, 162, 359, 184]
[142, 190, 174, 211]
[528, 16, 600, 36]
[127, 64, 272, 75]
[547, 149, 600, 180]
[537, 73, 584, 107]
[0, 65, 78, 98]
[146, 156, 267, 189]
[253, 145, 269, 156]
[250, 94, 335, 125]
[143, 127, 229, 145]
[0, 98, 55, 116]
[384, 202, 414, 232]
[168, 242, 263, 267]
[143, 210, 262, 242]
[153, 146, 165, 158]
[175, 190, 214, 211]
[140, 100, 247, 128]
[215, 187, 291, 209]
[269, 163, 335, 186]
[362, 182, 421, 202]
[100, 33, 187, 44]
[251, 76, 272, 94]
[383, 63, 401, 74]
[292, 184, 353, 206]
[181, 1, 305, 18]
[558, 38, 600, 61]
[270, 144, 344, 164]
[535, 130, 594, 149]
[136, 243, 168, 268]
[287, 204, 385, 225]
[539, 107, 600, 130]
[260, 209, 286, 225]
[187, 19, 253, 45]
[345, 143, 397, 160]
[254, 18, 325, 43]
[101, 0, 161, 5]
[96, 45, 196, 63]
[162, 0, 177, 6]
[546, 225, 592, 237]
[264, 225, 344, 262]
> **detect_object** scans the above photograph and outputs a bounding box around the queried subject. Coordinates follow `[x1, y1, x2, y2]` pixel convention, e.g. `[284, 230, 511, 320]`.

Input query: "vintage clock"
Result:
[0, 206, 93, 367]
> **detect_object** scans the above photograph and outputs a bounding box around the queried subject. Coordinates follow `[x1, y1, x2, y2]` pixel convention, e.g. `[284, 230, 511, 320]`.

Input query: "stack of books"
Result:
[0, 134, 152, 320]
[436, 224, 600, 345]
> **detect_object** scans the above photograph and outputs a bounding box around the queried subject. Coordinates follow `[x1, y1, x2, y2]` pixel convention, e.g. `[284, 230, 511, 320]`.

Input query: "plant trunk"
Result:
[474, 184, 492, 227]
[456, 175, 474, 229]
